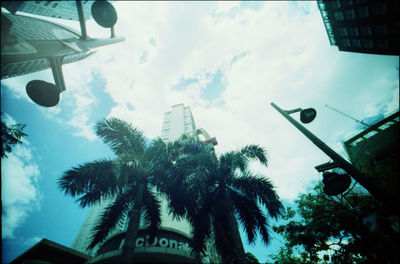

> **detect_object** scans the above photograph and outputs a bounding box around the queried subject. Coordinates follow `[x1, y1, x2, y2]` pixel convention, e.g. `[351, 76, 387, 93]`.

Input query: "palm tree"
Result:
[58, 117, 163, 263]
[151, 139, 285, 263]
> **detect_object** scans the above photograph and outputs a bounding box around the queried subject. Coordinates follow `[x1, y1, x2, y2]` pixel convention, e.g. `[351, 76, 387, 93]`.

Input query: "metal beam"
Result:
[315, 161, 340, 172]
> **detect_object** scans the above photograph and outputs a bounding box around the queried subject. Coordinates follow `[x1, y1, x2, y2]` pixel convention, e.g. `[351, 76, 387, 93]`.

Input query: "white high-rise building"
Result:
[161, 103, 218, 146]
[71, 199, 114, 256]
[72, 104, 219, 263]
[161, 103, 197, 142]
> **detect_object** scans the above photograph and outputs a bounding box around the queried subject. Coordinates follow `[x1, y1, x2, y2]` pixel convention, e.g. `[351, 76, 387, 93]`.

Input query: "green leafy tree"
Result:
[1, 116, 27, 158]
[58, 118, 164, 263]
[270, 183, 400, 264]
[152, 139, 284, 263]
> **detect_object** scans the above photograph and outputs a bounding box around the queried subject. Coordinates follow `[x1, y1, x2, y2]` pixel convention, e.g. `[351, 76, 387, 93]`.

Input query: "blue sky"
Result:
[1, 1, 399, 263]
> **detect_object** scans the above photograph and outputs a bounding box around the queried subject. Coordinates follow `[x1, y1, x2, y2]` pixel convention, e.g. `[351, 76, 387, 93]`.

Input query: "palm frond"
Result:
[87, 189, 134, 249]
[187, 207, 212, 254]
[77, 188, 111, 207]
[150, 156, 190, 219]
[144, 138, 167, 163]
[219, 151, 247, 174]
[95, 118, 146, 156]
[230, 172, 285, 218]
[228, 189, 260, 244]
[229, 187, 274, 246]
[218, 145, 267, 177]
[180, 139, 208, 155]
[58, 159, 115, 201]
[257, 218, 271, 246]
[114, 156, 149, 186]
[240, 145, 268, 166]
[141, 186, 161, 239]
[211, 207, 236, 259]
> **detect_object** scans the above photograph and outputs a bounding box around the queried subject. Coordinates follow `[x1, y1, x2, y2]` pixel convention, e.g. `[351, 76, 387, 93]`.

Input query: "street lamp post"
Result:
[270, 102, 395, 212]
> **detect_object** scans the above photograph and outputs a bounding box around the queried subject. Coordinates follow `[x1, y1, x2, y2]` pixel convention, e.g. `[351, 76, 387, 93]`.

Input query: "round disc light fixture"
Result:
[91, 1, 117, 28]
[300, 108, 317, 124]
[26, 80, 61, 107]
[322, 172, 352, 196]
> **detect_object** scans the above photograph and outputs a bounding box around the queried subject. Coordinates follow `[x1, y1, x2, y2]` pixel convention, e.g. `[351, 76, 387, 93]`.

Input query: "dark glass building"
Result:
[343, 111, 399, 202]
[317, 0, 399, 55]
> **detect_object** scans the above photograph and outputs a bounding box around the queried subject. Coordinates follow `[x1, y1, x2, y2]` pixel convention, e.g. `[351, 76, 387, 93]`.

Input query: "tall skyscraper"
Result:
[161, 103, 218, 146]
[72, 104, 219, 263]
[161, 104, 196, 142]
[317, 0, 399, 55]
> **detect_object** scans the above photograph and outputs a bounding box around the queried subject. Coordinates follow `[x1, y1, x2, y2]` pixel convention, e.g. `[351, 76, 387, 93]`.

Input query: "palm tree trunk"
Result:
[215, 195, 246, 264]
[226, 207, 246, 264]
[121, 182, 144, 263]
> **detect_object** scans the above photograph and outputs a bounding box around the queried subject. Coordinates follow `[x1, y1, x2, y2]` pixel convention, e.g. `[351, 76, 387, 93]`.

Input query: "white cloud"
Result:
[386, 87, 400, 116]
[2, 2, 398, 203]
[214, 1, 239, 14]
[24, 236, 43, 247]
[86, 1, 397, 201]
[1, 138, 41, 239]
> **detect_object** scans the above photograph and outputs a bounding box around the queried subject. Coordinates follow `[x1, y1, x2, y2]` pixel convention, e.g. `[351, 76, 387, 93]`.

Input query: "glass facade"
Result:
[1, 13, 92, 79]
[2, 1, 94, 21]
[317, 0, 399, 55]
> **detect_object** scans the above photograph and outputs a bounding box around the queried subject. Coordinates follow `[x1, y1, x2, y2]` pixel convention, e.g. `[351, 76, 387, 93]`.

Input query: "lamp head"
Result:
[26, 80, 61, 107]
[322, 172, 352, 196]
[91, 1, 117, 28]
[300, 108, 316, 123]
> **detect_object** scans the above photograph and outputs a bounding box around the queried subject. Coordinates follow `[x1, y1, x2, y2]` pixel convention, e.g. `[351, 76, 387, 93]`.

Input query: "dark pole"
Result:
[76, 0, 88, 40]
[270, 102, 395, 211]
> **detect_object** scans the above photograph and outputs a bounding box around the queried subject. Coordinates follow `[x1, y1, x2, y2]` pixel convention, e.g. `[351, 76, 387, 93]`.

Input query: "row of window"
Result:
[334, 3, 386, 21]
[337, 24, 388, 37]
[329, 0, 369, 9]
[340, 38, 389, 49]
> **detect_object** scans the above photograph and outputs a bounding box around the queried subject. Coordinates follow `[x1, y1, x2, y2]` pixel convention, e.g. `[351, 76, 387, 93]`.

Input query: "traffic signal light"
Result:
[322, 172, 352, 196]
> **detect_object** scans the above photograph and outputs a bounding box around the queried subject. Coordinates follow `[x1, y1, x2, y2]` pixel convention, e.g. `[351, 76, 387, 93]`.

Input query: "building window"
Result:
[334, 11, 344, 21]
[338, 27, 348, 37]
[341, 39, 351, 48]
[375, 39, 388, 49]
[373, 25, 387, 36]
[362, 39, 373, 49]
[359, 26, 372, 36]
[356, 6, 369, 18]
[348, 27, 359, 36]
[341, 0, 353, 7]
[344, 9, 355, 20]
[330, 0, 341, 9]
[390, 39, 399, 50]
[351, 39, 361, 48]
[370, 3, 386, 16]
